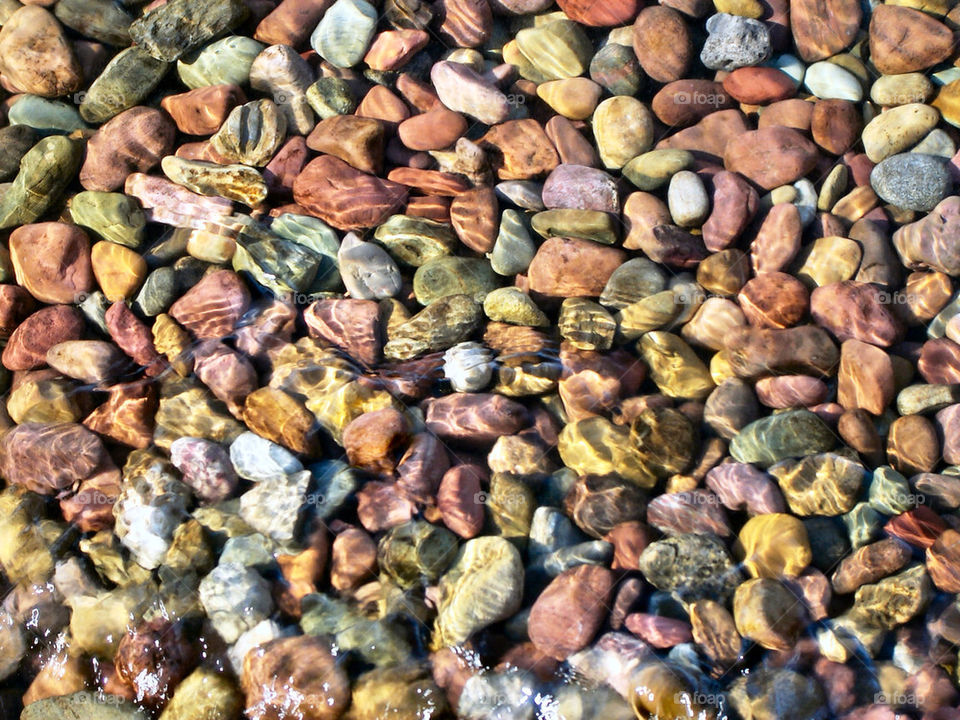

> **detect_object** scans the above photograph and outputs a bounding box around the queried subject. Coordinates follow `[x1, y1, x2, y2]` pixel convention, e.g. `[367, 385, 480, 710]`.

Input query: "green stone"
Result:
[176, 35, 265, 89]
[623, 149, 694, 191]
[374, 214, 458, 267]
[309, 0, 378, 69]
[233, 222, 321, 295]
[589, 42, 643, 97]
[55, 0, 134, 46]
[379, 520, 458, 588]
[69, 191, 146, 248]
[305, 77, 357, 119]
[210, 99, 287, 167]
[413, 256, 499, 305]
[348, 663, 448, 720]
[301, 593, 412, 666]
[78, 290, 111, 334]
[487, 473, 535, 541]
[531, 208, 619, 245]
[154, 376, 246, 449]
[803, 517, 850, 573]
[129, 0, 248, 62]
[307, 460, 358, 520]
[769, 453, 865, 516]
[842, 502, 885, 549]
[482, 286, 548, 327]
[157, 667, 243, 720]
[487, 208, 535, 276]
[271, 212, 342, 293]
[8, 95, 88, 134]
[728, 668, 827, 720]
[22, 693, 148, 720]
[868, 466, 914, 515]
[600, 257, 668, 309]
[384, 294, 483, 360]
[0, 135, 82, 229]
[133, 266, 177, 317]
[730, 410, 836, 467]
[0, 125, 36, 182]
[79, 46, 170, 124]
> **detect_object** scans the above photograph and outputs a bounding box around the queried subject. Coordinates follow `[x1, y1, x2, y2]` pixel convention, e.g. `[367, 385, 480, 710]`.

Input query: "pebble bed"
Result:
[3, 0, 960, 718]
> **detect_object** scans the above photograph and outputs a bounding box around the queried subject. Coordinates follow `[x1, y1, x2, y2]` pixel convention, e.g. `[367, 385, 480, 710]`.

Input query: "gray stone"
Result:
[229, 431, 303, 482]
[133, 267, 177, 317]
[310, 0, 378, 69]
[78, 46, 170, 124]
[129, 0, 248, 61]
[338, 233, 403, 300]
[700, 13, 772, 71]
[870, 153, 951, 212]
[198, 561, 273, 644]
[239, 470, 311, 544]
[487, 209, 536, 277]
[638, 533, 742, 603]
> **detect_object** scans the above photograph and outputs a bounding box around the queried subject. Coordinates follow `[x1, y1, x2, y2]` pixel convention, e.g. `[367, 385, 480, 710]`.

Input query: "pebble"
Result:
[667, 170, 710, 228]
[177, 35, 264, 89]
[870, 153, 951, 212]
[804, 61, 863, 101]
[78, 46, 170, 125]
[0, 6, 82, 98]
[861, 103, 940, 163]
[631, 6, 692, 83]
[700, 13, 772, 71]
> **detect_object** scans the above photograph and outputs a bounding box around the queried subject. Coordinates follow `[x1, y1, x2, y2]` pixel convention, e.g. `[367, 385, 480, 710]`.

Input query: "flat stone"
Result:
[78, 46, 170, 124]
[129, 0, 248, 61]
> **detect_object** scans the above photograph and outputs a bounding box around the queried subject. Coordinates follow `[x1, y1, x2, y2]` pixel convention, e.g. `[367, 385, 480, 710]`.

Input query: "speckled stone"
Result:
[730, 410, 836, 467]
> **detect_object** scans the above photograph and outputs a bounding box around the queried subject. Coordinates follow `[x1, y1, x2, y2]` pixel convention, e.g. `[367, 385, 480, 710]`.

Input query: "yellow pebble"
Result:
[91, 240, 147, 301]
[736, 513, 812, 578]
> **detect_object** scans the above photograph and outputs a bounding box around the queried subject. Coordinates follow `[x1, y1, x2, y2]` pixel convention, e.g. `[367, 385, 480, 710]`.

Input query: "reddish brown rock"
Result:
[545, 116, 600, 167]
[436, 0, 493, 47]
[242, 636, 350, 720]
[869, 5, 954, 74]
[105, 301, 165, 376]
[758, 98, 815, 132]
[927, 529, 960, 593]
[936, 404, 960, 465]
[306, 116, 385, 175]
[169, 270, 251, 340]
[791, 0, 861, 61]
[275, 530, 328, 617]
[356, 480, 417, 532]
[887, 414, 940, 475]
[810, 281, 904, 347]
[480, 119, 560, 180]
[647, 490, 732, 537]
[892, 196, 960, 277]
[330, 526, 378, 591]
[0, 285, 35, 341]
[702, 170, 759, 252]
[527, 237, 626, 296]
[160, 85, 246, 136]
[632, 6, 692, 83]
[2, 305, 84, 371]
[264, 136, 309, 197]
[656, 109, 750, 163]
[811, 99, 862, 156]
[651, 80, 734, 127]
[364, 29, 430, 71]
[0, 421, 106, 495]
[705, 462, 786, 515]
[243, 387, 319, 455]
[738, 272, 808, 329]
[304, 298, 381, 366]
[557, 0, 639, 24]
[59, 459, 121, 532]
[293, 155, 409, 230]
[450, 186, 499, 253]
[254, 0, 333, 47]
[356, 84, 411, 126]
[528, 564, 616, 660]
[79, 107, 176, 192]
[723, 67, 797, 105]
[885, 506, 946, 549]
[387, 167, 471, 196]
[725, 325, 839, 378]
[424, 393, 528, 446]
[724, 126, 819, 190]
[625, 613, 693, 648]
[405, 196, 451, 222]
[623, 191, 672, 251]
[751, 203, 803, 274]
[831, 538, 913, 594]
[755, 375, 829, 408]
[193, 340, 258, 417]
[343, 408, 410, 475]
[437, 463, 486, 539]
[640, 225, 709, 268]
[9, 223, 94, 305]
[604, 521, 651, 571]
[398, 107, 468, 152]
[837, 409, 884, 465]
[114, 617, 196, 708]
[396, 432, 449, 503]
[837, 339, 895, 415]
[84, 381, 157, 449]
[918, 338, 960, 385]
[235, 300, 298, 366]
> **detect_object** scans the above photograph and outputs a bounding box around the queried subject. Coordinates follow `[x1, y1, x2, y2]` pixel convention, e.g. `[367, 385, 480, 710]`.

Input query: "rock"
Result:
[593, 96, 654, 169]
[537, 78, 603, 120]
[647, 489, 730, 537]
[199, 562, 273, 644]
[729, 668, 826, 720]
[483, 287, 547, 327]
[723, 66, 797, 104]
[78, 46, 170, 124]
[161, 156, 267, 206]
[791, 0, 859, 61]
[559, 419, 657, 489]
[527, 237, 625, 297]
[804, 61, 862, 101]
[667, 171, 709, 228]
[837, 339, 895, 415]
[738, 272, 808, 328]
[425, 392, 526, 446]
[10, 223, 94, 305]
[157, 667, 243, 720]
[22, 694, 148, 720]
[810, 281, 904, 347]
[480, 119, 559, 180]
[514, 18, 593, 81]
[0, 135, 82, 230]
[0, 125, 37, 182]
[46, 340, 125, 384]
[81, 107, 175, 192]
[853, 564, 931, 629]
[161, 83, 246, 135]
[432, 536, 524, 649]
[528, 565, 615, 660]
[385, 294, 483, 360]
[870, 153, 950, 212]
[737, 512, 811, 577]
[169, 270, 250, 340]
[887, 414, 940, 474]
[734, 577, 806, 650]
[129, 0, 247, 61]
[861, 103, 940, 163]
[639, 533, 741, 603]
[0, 6, 82, 97]
[639, 331, 715, 400]
[91, 241, 147, 302]
[442, 342, 493, 394]
[832, 538, 913, 594]
[631, 6, 692, 83]
[704, 380, 760, 440]
[0, 422, 105, 496]
[310, 0, 377, 68]
[725, 325, 838, 378]
[114, 616, 196, 708]
[210, 99, 286, 167]
[590, 42, 644, 97]
[869, 5, 953, 74]
[730, 409, 835, 466]
[294, 156, 408, 230]
[414, 256, 498, 305]
[349, 663, 448, 720]
[3, 305, 84, 371]
[69, 191, 146, 249]
[176, 35, 264, 88]
[169, 437, 238, 503]
[703, 171, 759, 252]
[700, 13, 771, 71]
[724, 126, 819, 190]
[430, 60, 509, 126]
[242, 636, 350, 720]
[558, 298, 616, 351]
[770, 453, 865, 516]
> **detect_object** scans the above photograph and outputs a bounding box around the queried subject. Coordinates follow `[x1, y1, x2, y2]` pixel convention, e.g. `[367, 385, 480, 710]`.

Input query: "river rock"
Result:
[870, 153, 951, 212]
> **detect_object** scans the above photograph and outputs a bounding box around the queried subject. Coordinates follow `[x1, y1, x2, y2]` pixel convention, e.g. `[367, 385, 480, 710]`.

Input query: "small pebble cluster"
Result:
[4, 0, 960, 718]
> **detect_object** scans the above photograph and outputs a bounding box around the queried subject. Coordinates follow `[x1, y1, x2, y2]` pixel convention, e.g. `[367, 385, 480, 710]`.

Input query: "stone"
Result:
[703, 380, 760, 439]
[425, 392, 527, 446]
[528, 565, 615, 660]
[482, 287, 547, 327]
[0, 6, 82, 97]
[771, 453, 865, 516]
[592, 96, 655, 169]
[730, 409, 835, 466]
[832, 538, 913, 594]
[161, 156, 268, 206]
[3, 305, 84, 371]
[9, 223, 93, 305]
[309, 0, 377, 68]
[199, 562, 273, 644]
[78, 46, 170, 124]
[751, 203, 802, 273]
[414, 256, 498, 305]
[853, 564, 931, 629]
[537, 78, 603, 120]
[0, 422, 105, 496]
[430, 60, 509, 126]
[161, 84, 246, 135]
[861, 103, 940, 163]
[870, 153, 951, 212]
[639, 331, 715, 400]
[129, 0, 247, 61]
[590, 42, 644, 97]
[723, 66, 797, 104]
[480, 119, 560, 180]
[734, 578, 806, 650]
[738, 272, 808, 328]
[631, 6, 692, 83]
[804, 61, 862, 101]
[176, 35, 264, 89]
[869, 5, 953, 74]
[91, 241, 147, 302]
[22, 695, 147, 720]
[639, 533, 741, 603]
[872, 73, 933, 106]
[887, 414, 940, 474]
[157, 667, 243, 720]
[0, 125, 37, 182]
[210, 99, 286, 167]
[724, 126, 819, 190]
[700, 13, 771, 71]
[791, 0, 859, 61]
[702, 171, 759, 252]
[80, 107, 175, 192]
[169, 269, 250, 339]
[527, 238, 625, 297]
[0, 135, 82, 230]
[811, 281, 904, 347]
[432, 536, 524, 649]
[514, 19, 593, 81]
[737, 513, 812, 578]
[242, 635, 349, 720]
[385, 294, 483, 360]
[294, 156, 408, 230]
[725, 325, 839, 378]
[69, 192, 146, 249]
[46, 340, 125, 385]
